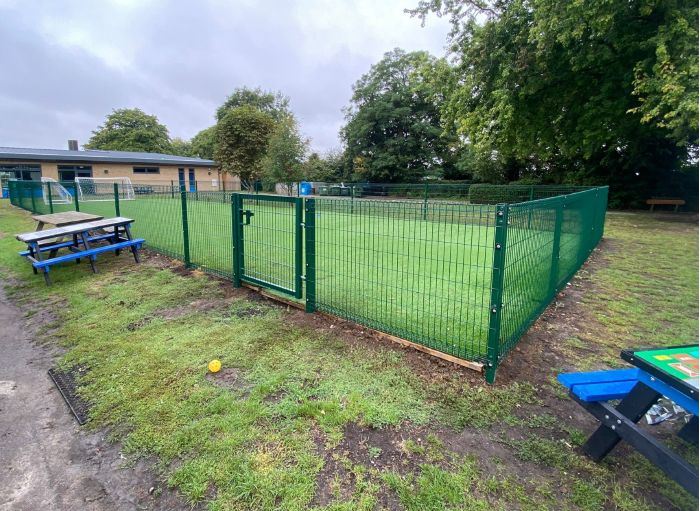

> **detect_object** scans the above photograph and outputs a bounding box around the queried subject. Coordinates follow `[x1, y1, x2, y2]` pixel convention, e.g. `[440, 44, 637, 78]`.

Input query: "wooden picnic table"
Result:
[32, 211, 103, 231]
[31, 212, 105, 257]
[17, 217, 144, 285]
[559, 345, 698, 496]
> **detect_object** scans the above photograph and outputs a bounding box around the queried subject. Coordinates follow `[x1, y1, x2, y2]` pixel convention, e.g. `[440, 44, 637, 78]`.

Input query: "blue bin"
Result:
[1, 188, 8, 199]
[299, 181, 312, 196]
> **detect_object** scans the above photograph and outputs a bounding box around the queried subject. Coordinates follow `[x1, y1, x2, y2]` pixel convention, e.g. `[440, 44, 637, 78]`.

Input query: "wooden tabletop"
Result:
[32, 211, 103, 228]
[17, 217, 134, 243]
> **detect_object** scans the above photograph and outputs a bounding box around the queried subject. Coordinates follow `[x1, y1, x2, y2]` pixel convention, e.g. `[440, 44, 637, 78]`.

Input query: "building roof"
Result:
[0, 146, 216, 166]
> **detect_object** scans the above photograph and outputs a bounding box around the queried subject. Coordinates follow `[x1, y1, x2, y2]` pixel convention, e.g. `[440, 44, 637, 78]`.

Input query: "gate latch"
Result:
[241, 210, 254, 225]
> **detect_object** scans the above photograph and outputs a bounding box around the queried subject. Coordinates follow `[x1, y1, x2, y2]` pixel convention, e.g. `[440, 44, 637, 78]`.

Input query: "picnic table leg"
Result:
[123, 224, 141, 263]
[678, 416, 698, 446]
[28, 244, 38, 274]
[42, 268, 51, 285]
[583, 382, 660, 461]
[79, 232, 98, 274]
[73, 234, 81, 264]
[29, 242, 51, 285]
[114, 226, 122, 256]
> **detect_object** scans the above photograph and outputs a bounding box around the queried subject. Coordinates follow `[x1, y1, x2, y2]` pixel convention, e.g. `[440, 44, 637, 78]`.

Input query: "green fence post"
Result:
[73, 182, 80, 211]
[529, 185, 534, 201]
[180, 190, 191, 268]
[170, 180, 174, 199]
[422, 183, 429, 220]
[231, 194, 242, 287]
[304, 198, 316, 313]
[294, 198, 303, 299]
[195, 180, 199, 201]
[113, 182, 120, 216]
[485, 203, 509, 384]
[548, 198, 564, 299]
[30, 183, 37, 212]
[47, 182, 54, 213]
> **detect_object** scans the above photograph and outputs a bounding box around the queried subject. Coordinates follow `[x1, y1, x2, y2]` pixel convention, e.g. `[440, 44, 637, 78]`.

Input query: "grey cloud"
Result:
[0, 1, 448, 152]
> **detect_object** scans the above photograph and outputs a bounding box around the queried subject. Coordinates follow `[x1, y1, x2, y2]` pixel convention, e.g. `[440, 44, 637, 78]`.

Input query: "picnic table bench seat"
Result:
[32, 238, 144, 269]
[18, 233, 121, 257]
[558, 368, 640, 402]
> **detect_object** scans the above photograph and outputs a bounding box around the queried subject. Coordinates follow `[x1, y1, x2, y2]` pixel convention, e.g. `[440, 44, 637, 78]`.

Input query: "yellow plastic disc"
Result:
[208, 359, 222, 373]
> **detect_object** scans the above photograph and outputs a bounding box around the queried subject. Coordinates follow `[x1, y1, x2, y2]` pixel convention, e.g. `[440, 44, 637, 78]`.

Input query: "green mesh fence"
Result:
[310, 198, 495, 361]
[7, 180, 607, 382]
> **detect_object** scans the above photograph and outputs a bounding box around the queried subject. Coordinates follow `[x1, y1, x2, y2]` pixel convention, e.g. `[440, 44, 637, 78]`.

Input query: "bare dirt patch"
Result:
[205, 367, 253, 395]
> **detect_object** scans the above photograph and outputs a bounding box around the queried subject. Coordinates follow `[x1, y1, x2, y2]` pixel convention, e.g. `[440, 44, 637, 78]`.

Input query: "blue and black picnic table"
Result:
[559, 345, 699, 496]
[16, 216, 145, 285]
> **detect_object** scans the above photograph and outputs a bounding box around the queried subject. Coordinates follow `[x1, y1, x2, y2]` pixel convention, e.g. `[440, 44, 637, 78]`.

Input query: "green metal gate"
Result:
[232, 193, 303, 298]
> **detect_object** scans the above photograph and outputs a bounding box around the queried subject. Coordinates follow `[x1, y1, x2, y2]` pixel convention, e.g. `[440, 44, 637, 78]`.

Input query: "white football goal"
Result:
[75, 177, 135, 202]
[41, 177, 73, 205]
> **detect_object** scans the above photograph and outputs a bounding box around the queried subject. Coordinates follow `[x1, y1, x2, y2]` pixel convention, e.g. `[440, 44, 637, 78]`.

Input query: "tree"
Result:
[216, 86, 290, 122]
[303, 149, 349, 182]
[410, 0, 699, 205]
[170, 137, 192, 157]
[261, 115, 308, 194]
[85, 108, 171, 153]
[341, 49, 456, 182]
[190, 126, 216, 160]
[214, 106, 275, 187]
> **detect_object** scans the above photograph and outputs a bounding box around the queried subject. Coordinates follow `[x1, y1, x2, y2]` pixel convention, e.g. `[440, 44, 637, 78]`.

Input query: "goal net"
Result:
[75, 177, 135, 202]
[41, 177, 73, 205]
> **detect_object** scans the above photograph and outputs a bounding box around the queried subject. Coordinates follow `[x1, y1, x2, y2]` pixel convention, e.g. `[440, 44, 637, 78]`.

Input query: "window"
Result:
[58, 165, 92, 181]
[0, 164, 42, 181]
[133, 167, 160, 174]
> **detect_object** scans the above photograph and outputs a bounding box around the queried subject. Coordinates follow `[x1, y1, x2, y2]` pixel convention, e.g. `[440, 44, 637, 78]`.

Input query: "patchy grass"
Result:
[580, 212, 699, 366]
[0, 201, 697, 511]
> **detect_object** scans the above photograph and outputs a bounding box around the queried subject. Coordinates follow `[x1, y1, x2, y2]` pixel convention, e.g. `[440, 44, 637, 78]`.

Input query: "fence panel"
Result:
[312, 198, 497, 362]
[116, 184, 186, 260]
[186, 191, 233, 278]
[495, 187, 608, 377]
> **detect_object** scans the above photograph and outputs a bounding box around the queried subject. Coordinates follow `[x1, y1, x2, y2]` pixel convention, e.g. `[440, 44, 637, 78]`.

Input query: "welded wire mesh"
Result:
[498, 187, 608, 359]
[311, 198, 496, 361]
[186, 191, 233, 277]
[8, 180, 608, 378]
[235, 194, 301, 295]
[116, 185, 185, 260]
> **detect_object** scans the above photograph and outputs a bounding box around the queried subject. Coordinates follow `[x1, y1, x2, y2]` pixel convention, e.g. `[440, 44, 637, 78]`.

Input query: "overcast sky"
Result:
[1, 0, 450, 154]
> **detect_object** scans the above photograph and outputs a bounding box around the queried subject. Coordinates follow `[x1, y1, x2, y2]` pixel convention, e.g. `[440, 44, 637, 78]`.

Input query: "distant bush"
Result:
[467, 184, 531, 204]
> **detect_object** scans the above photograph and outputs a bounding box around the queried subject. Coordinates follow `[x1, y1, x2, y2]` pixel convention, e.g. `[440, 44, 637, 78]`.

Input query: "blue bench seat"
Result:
[558, 368, 640, 402]
[18, 233, 123, 257]
[32, 239, 145, 269]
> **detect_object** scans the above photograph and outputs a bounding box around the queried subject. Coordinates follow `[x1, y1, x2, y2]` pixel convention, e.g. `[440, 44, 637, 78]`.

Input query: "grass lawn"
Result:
[0, 201, 697, 510]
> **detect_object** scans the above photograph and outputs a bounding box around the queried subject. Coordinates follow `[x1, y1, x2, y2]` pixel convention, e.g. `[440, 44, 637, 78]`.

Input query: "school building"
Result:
[0, 142, 240, 191]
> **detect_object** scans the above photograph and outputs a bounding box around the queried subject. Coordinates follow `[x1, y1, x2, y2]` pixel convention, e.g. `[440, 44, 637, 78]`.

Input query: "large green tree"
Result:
[410, 0, 699, 205]
[214, 106, 275, 187]
[342, 49, 456, 182]
[190, 126, 217, 160]
[85, 108, 171, 153]
[216, 87, 291, 122]
[261, 115, 308, 194]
